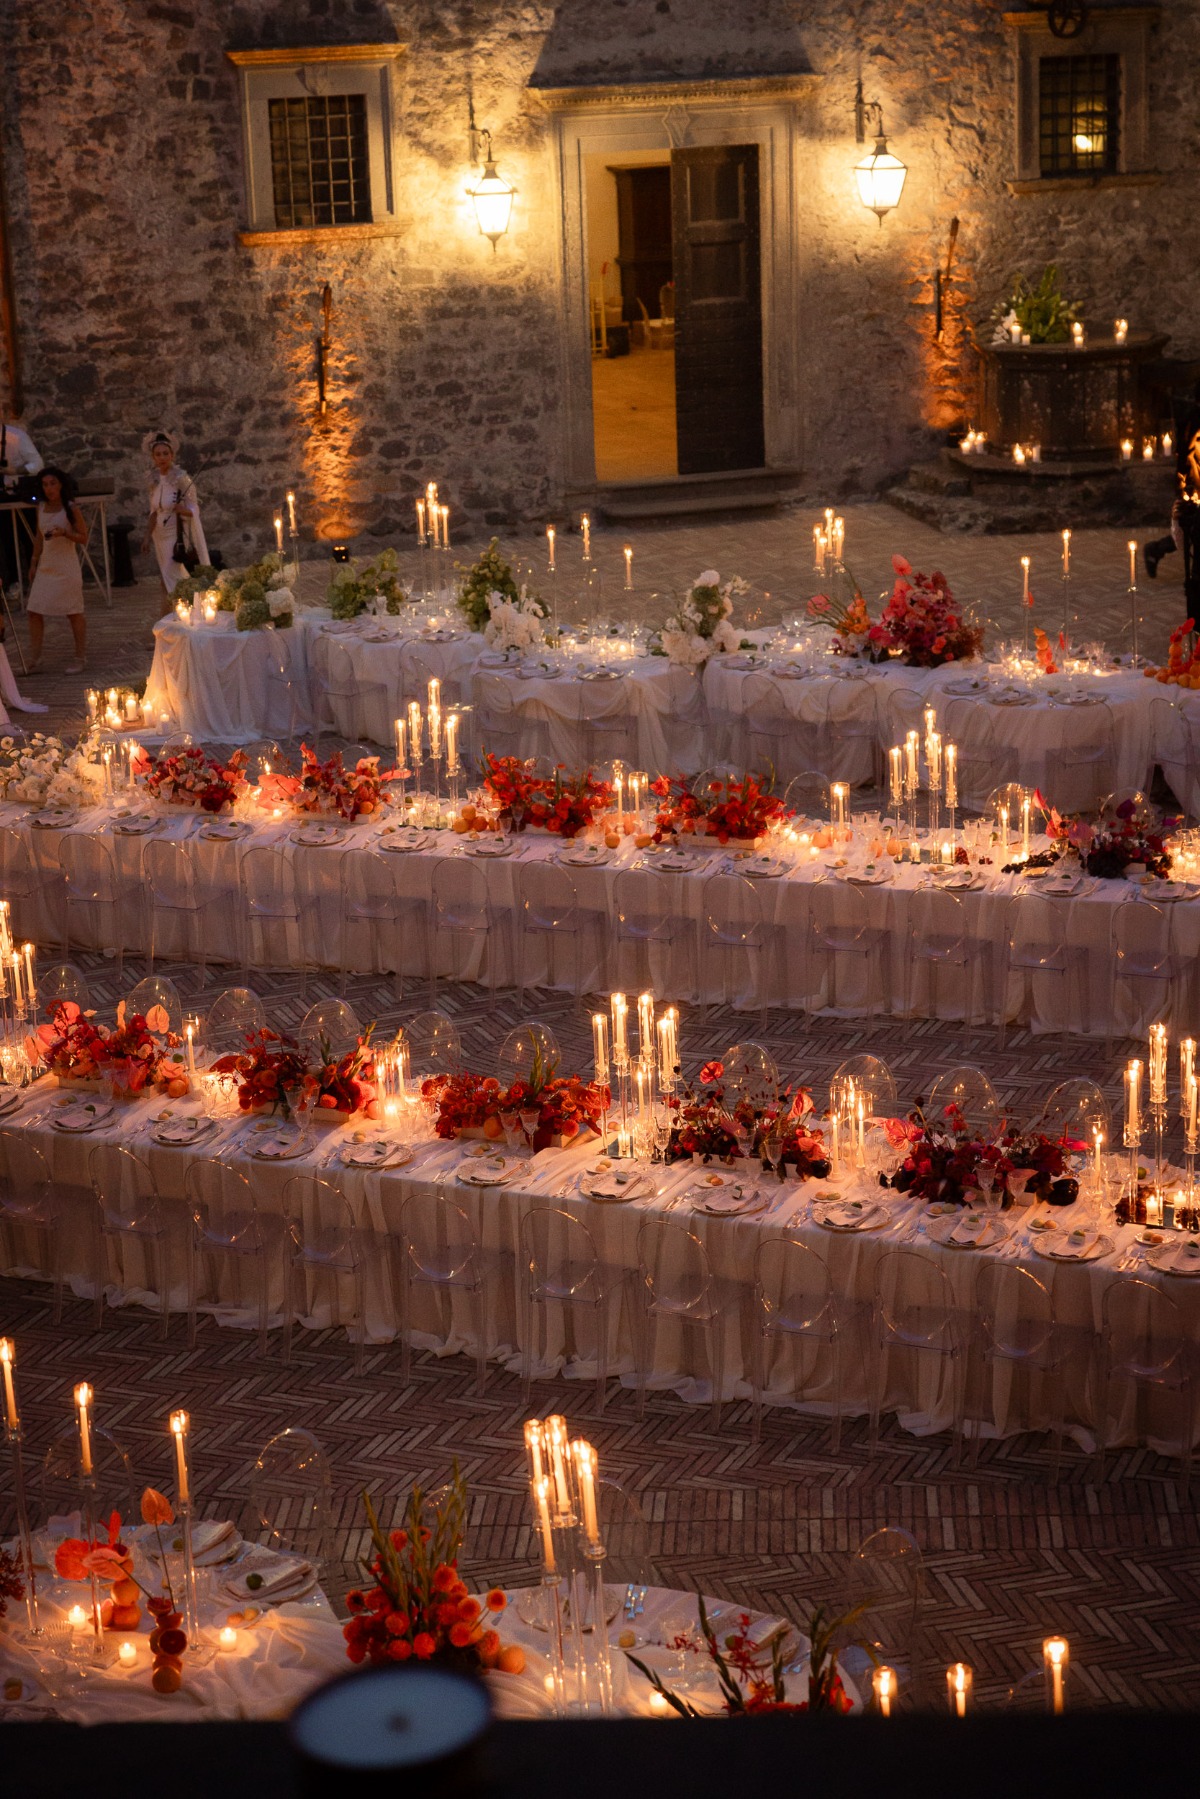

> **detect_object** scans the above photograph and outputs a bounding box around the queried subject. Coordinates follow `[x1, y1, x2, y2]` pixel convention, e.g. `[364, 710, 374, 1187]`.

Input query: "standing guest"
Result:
[141, 429, 208, 614]
[26, 466, 87, 674]
[0, 412, 43, 597]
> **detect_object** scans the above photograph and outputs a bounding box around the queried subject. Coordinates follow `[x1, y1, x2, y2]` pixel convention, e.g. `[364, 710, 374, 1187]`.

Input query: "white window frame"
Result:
[226, 44, 406, 241]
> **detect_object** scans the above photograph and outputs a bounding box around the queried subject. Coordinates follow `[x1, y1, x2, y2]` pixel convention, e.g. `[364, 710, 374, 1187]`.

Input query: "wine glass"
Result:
[499, 1108, 522, 1154]
[976, 1163, 999, 1213]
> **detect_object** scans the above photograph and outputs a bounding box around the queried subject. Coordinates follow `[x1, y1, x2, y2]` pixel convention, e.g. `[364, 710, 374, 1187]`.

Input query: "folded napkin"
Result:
[253, 1130, 307, 1160]
[1160, 1237, 1200, 1274]
[153, 1114, 212, 1144]
[1054, 1227, 1096, 1258]
[696, 1187, 757, 1215]
[949, 1212, 986, 1246]
[586, 1169, 647, 1200]
[821, 1198, 877, 1229]
[226, 1554, 314, 1602]
[458, 1155, 517, 1184]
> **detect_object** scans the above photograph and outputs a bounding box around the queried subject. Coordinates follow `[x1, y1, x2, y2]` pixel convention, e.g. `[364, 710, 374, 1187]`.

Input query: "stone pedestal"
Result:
[980, 334, 1168, 459]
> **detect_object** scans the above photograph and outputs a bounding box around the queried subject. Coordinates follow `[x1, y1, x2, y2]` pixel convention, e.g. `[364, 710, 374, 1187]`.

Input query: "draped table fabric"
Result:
[7, 797, 1199, 1036]
[143, 616, 314, 745]
[0, 1094, 1194, 1451]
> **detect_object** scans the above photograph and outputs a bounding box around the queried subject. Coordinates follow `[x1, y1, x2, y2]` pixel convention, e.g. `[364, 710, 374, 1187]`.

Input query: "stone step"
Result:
[905, 459, 972, 498]
[589, 465, 803, 522]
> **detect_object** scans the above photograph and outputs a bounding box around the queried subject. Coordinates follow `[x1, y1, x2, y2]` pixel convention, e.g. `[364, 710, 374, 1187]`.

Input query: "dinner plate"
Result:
[1146, 1237, 1200, 1277]
[558, 842, 610, 867]
[290, 823, 348, 848]
[457, 1154, 521, 1186]
[51, 1098, 114, 1133]
[246, 1124, 311, 1160]
[581, 1170, 653, 1201]
[419, 629, 460, 644]
[636, 852, 692, 873]
[692, 1187, 770, 1217]
[151, 1115, 218, 1147]
[112, 815, 160, 835]
[1049, 692, 1102, 707]
[377, 827, 431, 854]
[1033, 877, 1081, 897]
[839, 867, 892, 886]
[579, 668, 623, 682]
[812, 1196, 887, 1232]
[464, 836, 514, 858]
[1153, 883, 1200, 904]
[942, 676, 990, 696]
[29, 808, 77, 829]
[1032, 1228, 1114, 1263]
[341, 1139, 414, 1170]
[0, 1088, 24, 1119]
[988, 692, 1036, 707]
[728, 853, 787, 879]
[925, 1210, 1008, 1249]
[198, 819, 251, 841]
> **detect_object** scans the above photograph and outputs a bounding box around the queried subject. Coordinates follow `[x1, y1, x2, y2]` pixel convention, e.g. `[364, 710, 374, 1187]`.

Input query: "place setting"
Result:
[578, 1158, 655, 1202]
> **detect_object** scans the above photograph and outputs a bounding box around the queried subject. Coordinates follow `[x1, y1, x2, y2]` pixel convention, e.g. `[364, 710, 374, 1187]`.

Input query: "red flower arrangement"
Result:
[628, 1595, 864, 1716]
[865, 557, 983, 667]
[343, 1467, 522, 1676]
[312, 1032, 379, 1119]
[651, 773, 789, 845]
[211, 1026, 314, 1119]
[422, 1068, 607, 1149]
[481, 753, 613, 838]
[665, 1061, 830, 1176]
[1038, 792, 1175, 880]
[30, 1000, 108, 1081]
[30, 1000, 182, 1094]
[0, 1545, 23, 1620]
[135, 745, 249, 813]
[297, 744, 392, 820]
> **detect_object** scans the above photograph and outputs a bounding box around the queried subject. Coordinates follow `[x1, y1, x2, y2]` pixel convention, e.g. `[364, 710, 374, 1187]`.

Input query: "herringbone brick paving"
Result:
[2, 955, 1199, 1712]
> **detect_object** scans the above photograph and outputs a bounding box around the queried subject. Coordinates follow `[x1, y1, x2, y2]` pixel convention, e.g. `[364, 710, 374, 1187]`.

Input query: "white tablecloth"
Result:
[9, 797, 1199, 1037]
[1, 1092, 1195, 1451]
[144, 616, 314, 745]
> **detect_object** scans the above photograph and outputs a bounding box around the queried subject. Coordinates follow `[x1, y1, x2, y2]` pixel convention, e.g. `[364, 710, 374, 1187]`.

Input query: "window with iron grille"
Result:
[1038, 54, 1121, 177]
[268, 94, 371, 229]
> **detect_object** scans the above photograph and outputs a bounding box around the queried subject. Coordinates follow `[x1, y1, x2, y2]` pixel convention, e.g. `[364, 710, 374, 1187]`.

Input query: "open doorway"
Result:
[587, 153, 677, 481]
[585, 145, 765, 484]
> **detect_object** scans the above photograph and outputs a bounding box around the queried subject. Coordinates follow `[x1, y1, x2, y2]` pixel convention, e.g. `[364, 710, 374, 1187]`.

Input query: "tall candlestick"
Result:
[657, 1015, 672, 1087]
[1093, 1124, 1104, 1184]
[545, 1415, 571, 1516]
[416, 499, 427, 543]
[637, 991, 655, 1060]
[610, 993, 629, 1067]
[571, 1440, 600, 1545]
[274, 516, 283, 553]
[592, 1012, 610, 1083]
[1021, 555, 1030, 605]
[75, 1382, 93, 1476]
[185, 1023, 196, 1080]
[945, 743, 957, 811]
[286, 491, 297, 535]
[23, 943, 33, 1006]
[428, 702, 441, 761]
[1021, 794, 1031, 861]
[1149, 1022, 1168, 1108]
[1188, 1074, 1198, 1142]
[536, 1475, 556, 1572]
[623, 545, 633, 589]
[408, 700, 423, 763]
[170, 1409, 190, 1503]
[1128, 540, 1137, 588]
[1061, 528, 1071, 574]
[947, 1663, 972, 1717]
[427, 676, 441, 715]
[1182, 1038, 1196, 1100]
[1125, 1059, 1142, 1141]
[439, 504, 449, 548]
[523, 1418, 545, 1491]
[1043, 1636, 1068, 1714]
[0, 1338, 17, 1431]
[445, 712, 459, 775]
[546, 525, 556, 570]
[889, 746, 902, 810]
[581, 513, 591, 560]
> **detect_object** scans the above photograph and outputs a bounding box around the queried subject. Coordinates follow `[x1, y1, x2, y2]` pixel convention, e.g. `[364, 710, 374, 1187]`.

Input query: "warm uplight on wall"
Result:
[853, 83, 907, 223]
[466, 130, 515, 249]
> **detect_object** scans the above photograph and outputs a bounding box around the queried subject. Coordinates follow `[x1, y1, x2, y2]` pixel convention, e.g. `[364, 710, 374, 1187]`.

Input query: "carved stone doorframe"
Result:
[534, 74, 818, 496]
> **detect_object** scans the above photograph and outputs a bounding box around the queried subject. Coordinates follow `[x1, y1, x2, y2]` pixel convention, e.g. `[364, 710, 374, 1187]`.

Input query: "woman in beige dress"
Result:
[27, 466, 87, 673]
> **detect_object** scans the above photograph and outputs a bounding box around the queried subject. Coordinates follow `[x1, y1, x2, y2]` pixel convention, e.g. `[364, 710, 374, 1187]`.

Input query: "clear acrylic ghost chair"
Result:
[240, 846, 307, 997]
[782, 769, 833, 824]
[514, 862, 593, 1011]
[202, 987, 267, 1057]
[497, 1021, 560, 1090]
[519, 1207, 614, 1412]
[247, 1426, 333, 1568]
[298, 997, 363, 1061]
[59, 834, 129, 972]
[339, 849, 426, 1001]
[281, 1174, 365, 1373]
[41, 1421, 136, 1528]
[1094, 1278, 1196, 1497]
[317, 640, 388, 750]
[997, 892, 1089, 1045]
[869, 1251, 965, 1457]
[752, 1234, 858, 1450]
[185, 1159, 280, 1356]
[612, 868, 698, 997]
[843, 1526, 926, 1703]
[400, 1010, 462, 1081]
[143, 837, 224, 978]
[36, 963, 92, 1020]
[124, 973, 184, 1034]
[880, 684, 928, 758]
[926, 1065, 1001, 1141]
[517, 1475, 653, 1630]
[825, 680, 880, 786]
[1036, 1078, 1110, 1148]
[399, 1187, 488, 1394]
[430, 858, 505, 1003]
[656, 666, 710, 777]
[575, 677, 638, 765]
[473, 673, 549, 761]
[262, 646, 303, 753]
[942, 699, 1013, 807]
[635, 1217, 735, 1429]
[89, 1144, 175, 1337]
[1112, 901, 1188, 1040]
[739, 673, 819, 780]
[1150, 696, 1200, 821]
[158, 733, 194, 759]
[805, 878, 890, 1015]
[0, 1133, 65, 1321]
[905, 888, 975, 1024]
[700, 872, 777, 1028]
[1039, 701, 1116, 814]
[0, 824, 42, 939]
[963, 1262, 1075, 1480]
[830, 1053, 898, 1121]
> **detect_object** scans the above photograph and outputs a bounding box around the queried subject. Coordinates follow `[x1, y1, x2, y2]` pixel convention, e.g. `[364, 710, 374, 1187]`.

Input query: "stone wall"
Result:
[0, 0, 1197, 559]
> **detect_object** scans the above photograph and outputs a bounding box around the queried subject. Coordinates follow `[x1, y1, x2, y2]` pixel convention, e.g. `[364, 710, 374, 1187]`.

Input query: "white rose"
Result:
[696, 570, 720, 588]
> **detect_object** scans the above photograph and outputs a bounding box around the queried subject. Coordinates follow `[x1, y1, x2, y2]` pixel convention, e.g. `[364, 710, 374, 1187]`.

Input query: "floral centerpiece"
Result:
[659, 570, 746, 667]
[997, 1127, 1082, 1205]
[328, 548, 409, 619]
[484, 591, 550, 656]
[628, 1595, 865, 1716]
[651, 772, 789, 845]
[806, 587, 872, 654]
[296, 744, 391, 819]
[0, 732, 101, 808]
[1040, 792, 1175, 880]
[865, 557, 983, 667]
[885, 1106, 997, 1206]
[134, 744, 248, 813]
[423, 1064, 607, 1150]
[344, 1467, 523, 1675]
[665, 1060, 830, 1177]
[167, 563, 220, 609]
[481, 754, 612, 838]
[1145, 616, 1200, 688]
[456, 539, 521, 633]
[55, 1492, 194, 1695]
[311, 1032, 379, 1121]
[211, 1026, 314, 1119]
[30, 1000, 185, 1096]
[991, 264, 1080, 346]
[172, 551, 295, 630]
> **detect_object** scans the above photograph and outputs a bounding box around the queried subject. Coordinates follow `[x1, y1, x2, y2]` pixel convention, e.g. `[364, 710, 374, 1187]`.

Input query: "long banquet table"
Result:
[0, 1086, 1195, 1451]
[8, 795, 1199, 1037]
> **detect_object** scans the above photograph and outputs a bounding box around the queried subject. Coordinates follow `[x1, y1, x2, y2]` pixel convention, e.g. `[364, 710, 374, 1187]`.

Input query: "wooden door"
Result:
[670, 144, 764, 475]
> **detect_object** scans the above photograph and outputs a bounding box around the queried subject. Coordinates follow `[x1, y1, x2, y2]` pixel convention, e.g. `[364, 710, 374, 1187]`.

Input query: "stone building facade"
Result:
[0, 0, 1195, 557]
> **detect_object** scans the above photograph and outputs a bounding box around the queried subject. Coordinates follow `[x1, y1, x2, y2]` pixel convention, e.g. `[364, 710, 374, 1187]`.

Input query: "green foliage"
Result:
[168, 564, 221, 606]
[996, 264, 1080, 344]
[327, 547, 409, 619]
[456, 538, 520, 632]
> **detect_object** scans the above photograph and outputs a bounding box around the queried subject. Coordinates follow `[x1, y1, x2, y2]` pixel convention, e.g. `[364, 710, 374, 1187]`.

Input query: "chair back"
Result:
[975, 1261, 1055, 1361]
[0, 1131, 53, 1222]
[636, 1217, 717, 1320]
[848, 1524, 925, 1682]
[89, 1144, 162, 1234]
[248, 1426, 333, 1565]
[0, 825, 37, 898]
[831, 1053, 897, 1119]
[520, 1206, 601, 1301]
[340, 848, 397, 918]
[1103, 1277, 1188, 1382]
[203, 987, 267, 1054]
[1036, 1077, 1110, 1146]
[400, 1010, 462, 1078]
[754, 1234, 835, 1335]
[40, 1421, 136, 1527]
[59, 833, 118, 902]
[241, 845, 299, 918]
[36, 962, 92, 1018]
[702, 871, 765, 946]
[184, 1158, 258, 1248]
[518, 860, 579, 930]
[282, 1173, 358, 1266]
[404, 1188, 479, 1285]
[144, 837, 209, 909]
[926, 1065, 1001, 1140]
[875, 1249, 956, 1347]
[298, 998, 362, 1060]
[125, 974, 183, 1034]
[1113, 900, 1173, 979]
[782, 769, 831, 822]
[432, 857, 489, 929]
[808, 875, 868, 948]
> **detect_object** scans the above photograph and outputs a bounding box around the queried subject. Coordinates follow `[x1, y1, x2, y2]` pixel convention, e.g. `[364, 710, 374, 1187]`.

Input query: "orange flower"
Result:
[412, 1632, 435, 1659]
[431, 1564, 456, 1593]
[140, 1487, 175, 1527]
[485, 1588, 507, 1613]
[449, 1621, 473, 1649]
[457, 1596, 481, 1624]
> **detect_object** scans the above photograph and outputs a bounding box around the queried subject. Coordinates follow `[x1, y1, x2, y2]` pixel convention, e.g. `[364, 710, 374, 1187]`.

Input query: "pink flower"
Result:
[892, 554, 912, 576]
[807, 595, 830, 616]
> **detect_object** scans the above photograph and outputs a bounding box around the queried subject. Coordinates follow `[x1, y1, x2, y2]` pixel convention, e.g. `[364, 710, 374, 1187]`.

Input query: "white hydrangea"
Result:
[267, 587, 295, 616]
[659, 568, 746, 665]
[484, 595, 548, 655]
[660, 624, 710, 668]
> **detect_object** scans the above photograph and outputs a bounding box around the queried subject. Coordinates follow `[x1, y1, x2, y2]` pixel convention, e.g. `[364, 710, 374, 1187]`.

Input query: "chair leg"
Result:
[352, 1267, 365, 1374]
[829, 1332, 843, 1454]
[709, 1315, 724, 1432]
[594, 1298, 608, 1414]
[154, 1236, 170, 1339]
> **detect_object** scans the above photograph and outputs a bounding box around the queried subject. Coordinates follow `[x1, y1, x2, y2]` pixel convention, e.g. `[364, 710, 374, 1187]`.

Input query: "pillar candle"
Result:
[75, 1382, 93, 1476]
[592, 1012, 610, 1084]
[889, 746, 902, 809]
[945, 743, 957, 810]
[0, 1338, 17, 1431]
[581, 513, 591, 559]
[445, 712, 459, 774]
[545, 1415, 571, 1515]
[536, 1475, 556, 1572]
[394, 718, 407, 769]
[1125, 1059, 1142, 1139]
[623, 545, 633, 589]
[170, 1409, 190, 1503]
[1043, 1637, 1068, 1714]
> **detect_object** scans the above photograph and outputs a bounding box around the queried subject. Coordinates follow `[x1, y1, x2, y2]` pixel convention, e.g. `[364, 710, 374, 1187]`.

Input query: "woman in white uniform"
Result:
[141, 429, 209, 614]
[26, 466, 87, 674]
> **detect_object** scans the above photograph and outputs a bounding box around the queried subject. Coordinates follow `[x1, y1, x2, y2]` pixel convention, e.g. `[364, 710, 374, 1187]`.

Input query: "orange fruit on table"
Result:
[482, 1115, 504, 1140]
[112, 1577, 139, 1606]
[158, 1627, 188, 1656]
[151, 1665, 182, 1694]
[496, 1645, 526, 1675]
[154, 1651, 184, 1673]
[109, 1602, 141, 1630]
[166, 1077, 189, 1099]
